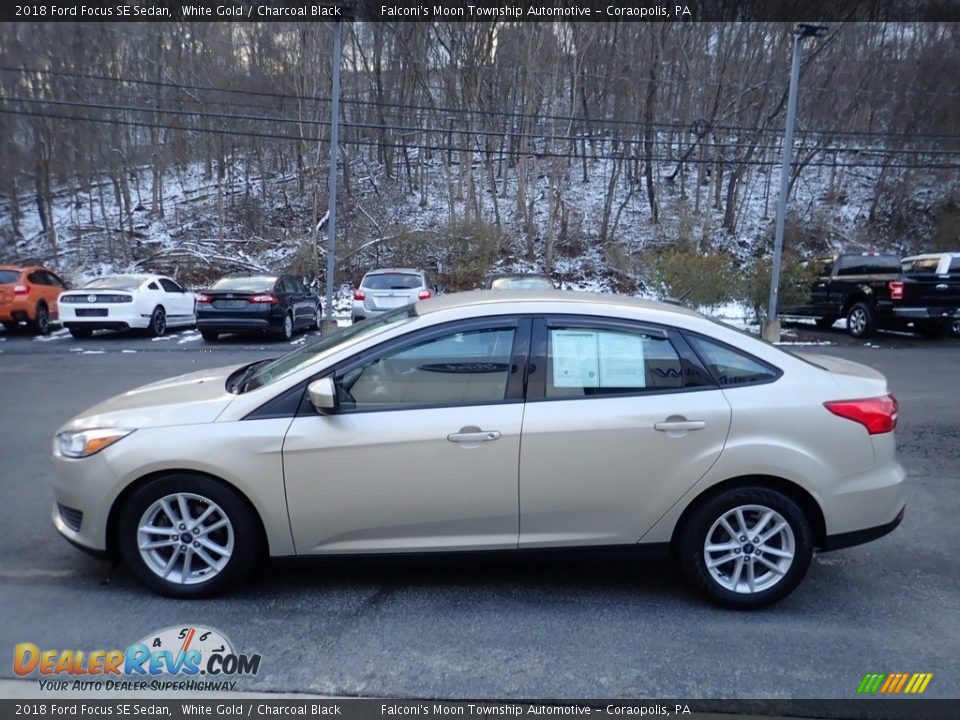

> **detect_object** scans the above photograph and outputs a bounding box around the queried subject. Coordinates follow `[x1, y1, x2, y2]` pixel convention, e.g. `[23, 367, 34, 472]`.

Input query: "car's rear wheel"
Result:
[678, 487, 813, 609]
[846, 302, 876, 339]
[200, 330, 219, 342]
[117, 474, 260, 598]
[69, 327, 93, 339]
[147, 306, 166, 337]
[32, 302, 51, 335]
[275, 313, 293, 341]
[312, 305, 322, 330]
[2, 321, 17, 331]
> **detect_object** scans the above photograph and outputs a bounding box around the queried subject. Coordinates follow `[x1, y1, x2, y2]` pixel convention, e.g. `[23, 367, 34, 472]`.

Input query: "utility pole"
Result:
[321, 21, 343, 336]
[763, 23, 829, 343]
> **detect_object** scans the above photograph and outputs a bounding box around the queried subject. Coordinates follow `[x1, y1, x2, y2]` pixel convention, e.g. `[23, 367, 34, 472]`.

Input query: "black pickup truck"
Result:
[780, 252, 960, 338]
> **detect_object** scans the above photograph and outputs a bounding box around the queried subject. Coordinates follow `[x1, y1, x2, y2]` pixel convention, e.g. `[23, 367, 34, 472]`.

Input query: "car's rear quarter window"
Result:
[0, 270, 22, 284]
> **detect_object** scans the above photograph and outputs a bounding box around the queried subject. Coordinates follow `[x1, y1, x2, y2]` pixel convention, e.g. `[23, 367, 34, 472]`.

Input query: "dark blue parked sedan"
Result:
[197, 274, 321, 341]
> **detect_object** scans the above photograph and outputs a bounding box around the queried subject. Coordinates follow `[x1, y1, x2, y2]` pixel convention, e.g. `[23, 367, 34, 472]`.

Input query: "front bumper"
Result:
[50, 447, 125, 553]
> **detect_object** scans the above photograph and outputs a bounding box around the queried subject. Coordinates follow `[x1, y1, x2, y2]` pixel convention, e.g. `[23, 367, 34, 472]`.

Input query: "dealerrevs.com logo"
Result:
[14, 626, 261, 692]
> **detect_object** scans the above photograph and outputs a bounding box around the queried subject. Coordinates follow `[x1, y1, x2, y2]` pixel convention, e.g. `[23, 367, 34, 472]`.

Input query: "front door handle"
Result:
[447, 430, 501, 443]
[654, 420, 706, 432]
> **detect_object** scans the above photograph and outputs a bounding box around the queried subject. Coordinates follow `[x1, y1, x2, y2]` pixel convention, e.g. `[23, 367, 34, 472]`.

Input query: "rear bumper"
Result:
[891, 306, 958, 321]
[197, 315, 279, 333]
[60, 306, 149, 329]
[821, 505, 905, 551]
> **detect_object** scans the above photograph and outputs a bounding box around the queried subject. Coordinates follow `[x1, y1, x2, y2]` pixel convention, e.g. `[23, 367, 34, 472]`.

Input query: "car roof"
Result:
[417, 289, 703, 319]
[364, 268, 425, 275]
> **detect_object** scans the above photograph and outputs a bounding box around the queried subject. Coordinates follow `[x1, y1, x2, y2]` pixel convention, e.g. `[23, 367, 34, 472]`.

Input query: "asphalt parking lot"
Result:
[0, 323, 957, 701]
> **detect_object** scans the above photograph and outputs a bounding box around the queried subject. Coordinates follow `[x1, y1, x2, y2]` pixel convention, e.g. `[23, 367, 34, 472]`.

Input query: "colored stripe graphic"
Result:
[857, 673, 932, 694]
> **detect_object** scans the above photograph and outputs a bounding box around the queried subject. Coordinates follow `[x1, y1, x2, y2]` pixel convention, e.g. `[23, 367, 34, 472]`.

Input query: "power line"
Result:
[6, 95, 960, 161]
[5, 65, 960, 144]
[5, 106, 960, 171]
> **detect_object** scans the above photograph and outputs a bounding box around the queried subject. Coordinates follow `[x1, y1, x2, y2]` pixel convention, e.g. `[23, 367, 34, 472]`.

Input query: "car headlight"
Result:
[56, 428, 135, 458]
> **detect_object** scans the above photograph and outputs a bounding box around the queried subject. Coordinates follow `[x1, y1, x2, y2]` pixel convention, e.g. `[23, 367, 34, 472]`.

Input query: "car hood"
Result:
[58, 364, 243, 433]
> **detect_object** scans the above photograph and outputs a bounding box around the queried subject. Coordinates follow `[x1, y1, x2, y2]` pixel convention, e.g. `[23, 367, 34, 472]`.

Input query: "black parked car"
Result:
[196, 274, 321, 342]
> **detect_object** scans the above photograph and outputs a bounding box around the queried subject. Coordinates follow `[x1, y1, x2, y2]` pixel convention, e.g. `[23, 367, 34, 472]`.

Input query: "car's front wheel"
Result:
[678, 487, 813, 609]
[117, 474, 260, 598]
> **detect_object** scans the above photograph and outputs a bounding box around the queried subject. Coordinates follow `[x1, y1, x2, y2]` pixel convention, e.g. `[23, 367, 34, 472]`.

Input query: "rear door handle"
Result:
[654, 421, 706, 432]
[447, 430, 501, 443]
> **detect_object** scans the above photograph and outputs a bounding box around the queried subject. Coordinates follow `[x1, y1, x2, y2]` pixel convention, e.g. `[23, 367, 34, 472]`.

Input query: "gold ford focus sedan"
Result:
[51, 291, 905, 608]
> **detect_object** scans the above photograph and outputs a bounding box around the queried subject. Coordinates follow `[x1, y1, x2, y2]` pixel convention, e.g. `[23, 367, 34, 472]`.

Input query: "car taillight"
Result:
[197, 294, 213, 304]
[418, 289, 433, 300]
[888, 281, 904, 300]
[354, 289, 365, 301]
[249, 295, 278, 304]
[13, 284, 29, 295]
[824, 395, 898, 435]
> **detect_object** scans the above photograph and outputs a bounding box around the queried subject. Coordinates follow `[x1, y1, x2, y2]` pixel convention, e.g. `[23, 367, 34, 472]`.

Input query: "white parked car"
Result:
[59, 274, 196, 338]
[51, 291, 905, 607]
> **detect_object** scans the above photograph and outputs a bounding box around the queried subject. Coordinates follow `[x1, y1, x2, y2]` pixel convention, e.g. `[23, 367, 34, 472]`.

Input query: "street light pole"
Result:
[322, 21, 342, 335]
[764, 24, 828, 343]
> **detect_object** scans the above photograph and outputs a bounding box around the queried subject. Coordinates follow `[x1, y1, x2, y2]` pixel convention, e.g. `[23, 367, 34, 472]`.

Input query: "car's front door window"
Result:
[339, 326, 517, 412]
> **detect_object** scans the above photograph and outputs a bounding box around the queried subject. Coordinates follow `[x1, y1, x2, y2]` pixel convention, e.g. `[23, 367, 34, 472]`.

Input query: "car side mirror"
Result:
[307, 377, 338, 414]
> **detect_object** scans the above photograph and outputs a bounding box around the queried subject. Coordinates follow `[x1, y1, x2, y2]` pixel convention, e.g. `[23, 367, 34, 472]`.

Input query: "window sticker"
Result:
[598, 331, 645, 388]
[550, 329, 646, 389]
[551, 330, 600, 387]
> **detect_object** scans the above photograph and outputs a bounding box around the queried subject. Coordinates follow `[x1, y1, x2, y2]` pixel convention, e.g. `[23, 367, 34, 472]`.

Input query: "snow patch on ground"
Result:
[33, 329, 71, 342]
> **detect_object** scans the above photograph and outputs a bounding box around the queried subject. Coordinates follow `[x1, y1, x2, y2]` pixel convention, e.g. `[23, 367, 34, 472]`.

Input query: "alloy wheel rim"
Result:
[284, 315, 293, 338]
[850, 309, 865, 334]
[703, 504, 795, 594]
[137, 492, 234, 585]
[155, 309, 165, 335]
[38, 307, 49, 332]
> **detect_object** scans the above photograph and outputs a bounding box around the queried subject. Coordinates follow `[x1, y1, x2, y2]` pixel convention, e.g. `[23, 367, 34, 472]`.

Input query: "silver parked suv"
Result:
[352, 268, 434, 323]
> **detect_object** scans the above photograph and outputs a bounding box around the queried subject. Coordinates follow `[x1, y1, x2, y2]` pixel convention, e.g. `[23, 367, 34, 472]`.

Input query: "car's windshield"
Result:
[243, 306, 419, 392]
[210, 276, 277, 292]
[83, 276, 143, 290]
[362, 273, 423, 290]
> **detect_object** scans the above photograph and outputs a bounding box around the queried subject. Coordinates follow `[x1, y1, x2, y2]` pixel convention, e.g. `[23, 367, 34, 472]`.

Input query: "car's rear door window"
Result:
[0, 270, 21, 284]
[543, 322, 697, 398]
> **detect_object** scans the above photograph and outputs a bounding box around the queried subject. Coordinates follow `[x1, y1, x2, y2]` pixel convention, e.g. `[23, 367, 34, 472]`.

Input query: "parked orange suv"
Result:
[0, 264, 69, 335]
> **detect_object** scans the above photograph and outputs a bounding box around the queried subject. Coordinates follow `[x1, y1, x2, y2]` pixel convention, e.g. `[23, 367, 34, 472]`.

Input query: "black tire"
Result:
[274, 313, 294, 341]
[200, 330, 220, 342]
[69, 327, 93, 339]
[147, 306, 166, 337]
[32, 302, 51, 335]
[2, 321, 17, 331]
[117, 473, 261, 598]
[846, 302, 876, 339]
[953, 319, 960, 338]
[677, 486, 813, 610]
[311, 305, 322, 330]
[815, 316, 837, 329]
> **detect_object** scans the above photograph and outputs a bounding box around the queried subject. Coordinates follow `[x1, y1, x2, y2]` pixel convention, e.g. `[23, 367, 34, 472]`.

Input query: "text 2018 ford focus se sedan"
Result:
[51, 291, 905, 608]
